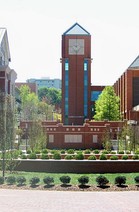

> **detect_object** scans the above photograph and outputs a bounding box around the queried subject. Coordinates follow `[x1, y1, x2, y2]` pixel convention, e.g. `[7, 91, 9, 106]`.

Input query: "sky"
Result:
[0, 0, 139, 85]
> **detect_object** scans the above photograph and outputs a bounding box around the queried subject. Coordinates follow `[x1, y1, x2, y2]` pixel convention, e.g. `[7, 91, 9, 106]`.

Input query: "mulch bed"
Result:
[0, 184, 139, 192]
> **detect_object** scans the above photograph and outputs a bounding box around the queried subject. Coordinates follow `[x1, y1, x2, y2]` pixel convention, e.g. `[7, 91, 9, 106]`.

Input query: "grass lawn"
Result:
[1, 172, 139, 186]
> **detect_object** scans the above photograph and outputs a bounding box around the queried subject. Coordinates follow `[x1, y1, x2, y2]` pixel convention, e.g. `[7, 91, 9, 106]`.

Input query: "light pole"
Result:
[25, 123, 28, 152]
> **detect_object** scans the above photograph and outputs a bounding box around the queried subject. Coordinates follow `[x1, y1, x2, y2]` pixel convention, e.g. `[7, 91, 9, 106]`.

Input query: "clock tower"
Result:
[61, 23, 91, 125]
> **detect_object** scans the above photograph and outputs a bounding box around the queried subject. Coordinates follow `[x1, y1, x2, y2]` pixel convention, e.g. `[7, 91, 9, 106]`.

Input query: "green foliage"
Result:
[94, 86, 120, 121]
[41, 154, 49, 159]
[118, 150, 124, 154]
[78, 176, 89, 185]
[88, 155, 96, 160]
[59, 176, 71, 185]
[38, 87, 61, 107]
[64, 155, 74, 160]
[53, 152, 61, 160]
[21, 154, 27, 159]
[99, 154, 107, 160]
[42, 149, 49, 154]
[122, 155, 128, 160]
[60, 150, 66, 154]
[34, 149, 41, 154]
[110, 155, 118, 160]
[126, 151, 131, 154]
[27, 149, 32, 154]
[84, 149, 91, 154]
[115, 176, 126, 186]
[132, 154, 139, 160]
[43, 176, 54, 185]
[93, 149, 100, 154]
[96, 175, 109, 187]
[29, 177, 40, 186]
[110, 151, 116, 154]
[134, 176, 139, 184]
[101, 150, 109, 154]
[28, 153, 37, 159]
[16, 176, 26, 185]
[6, 176, 16, 185]
[75, 153, 84, 160]
[0, 176, 4, 184]
[67, 149, 75, 154]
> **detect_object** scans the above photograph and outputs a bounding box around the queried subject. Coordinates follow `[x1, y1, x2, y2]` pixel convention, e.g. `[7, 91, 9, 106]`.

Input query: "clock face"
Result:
[69, 39, 84, 55]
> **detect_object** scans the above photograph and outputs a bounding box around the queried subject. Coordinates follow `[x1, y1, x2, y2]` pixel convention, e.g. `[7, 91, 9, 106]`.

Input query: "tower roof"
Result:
[0, 28, 11, 65]
[128, 55, 139, 69]
[63, 23, 90, 36]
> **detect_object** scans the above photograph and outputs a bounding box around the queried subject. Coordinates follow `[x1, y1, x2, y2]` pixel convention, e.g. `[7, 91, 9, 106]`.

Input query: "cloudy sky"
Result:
[0, 0, 139, 85]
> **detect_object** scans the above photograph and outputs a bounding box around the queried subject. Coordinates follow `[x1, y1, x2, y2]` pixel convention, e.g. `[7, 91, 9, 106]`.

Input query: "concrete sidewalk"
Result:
[0, 189, 139, 212]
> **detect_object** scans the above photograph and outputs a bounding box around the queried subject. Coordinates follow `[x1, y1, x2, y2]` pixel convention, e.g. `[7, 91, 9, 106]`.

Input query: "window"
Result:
[64, 135, 82, 143]
[92, 135, 98, 143]
[84, 60, 88, 117]
[49, 135, 54, 143]
[64, 59, 69, 123]
[91, 91, 102, 101]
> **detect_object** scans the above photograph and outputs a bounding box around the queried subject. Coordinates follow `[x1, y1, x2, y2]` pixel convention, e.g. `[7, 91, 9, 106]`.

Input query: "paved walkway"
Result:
[0, 189, 139, 212]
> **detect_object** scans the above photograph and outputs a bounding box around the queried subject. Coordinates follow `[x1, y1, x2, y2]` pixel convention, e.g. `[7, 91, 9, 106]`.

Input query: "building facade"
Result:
[0, 28, 17, 95]
[27, 78, 61, 90]
[114, 55, 139, 122]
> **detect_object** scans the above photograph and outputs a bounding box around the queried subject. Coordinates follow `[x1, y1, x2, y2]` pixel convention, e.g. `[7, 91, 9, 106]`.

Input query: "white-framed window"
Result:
[64, 135, 82, 143]
[92, 135, 98, 143]
[49, 135, 54, 143]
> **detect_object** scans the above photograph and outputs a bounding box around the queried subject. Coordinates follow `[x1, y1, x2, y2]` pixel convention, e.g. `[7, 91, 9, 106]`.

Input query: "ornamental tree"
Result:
[94, 86, 120, 121]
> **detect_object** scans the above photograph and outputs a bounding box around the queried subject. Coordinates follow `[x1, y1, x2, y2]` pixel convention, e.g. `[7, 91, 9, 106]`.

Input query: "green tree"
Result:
[94, 86, 120, 121]
[20, 85, 39, 120]
[38, 87, 61, 109]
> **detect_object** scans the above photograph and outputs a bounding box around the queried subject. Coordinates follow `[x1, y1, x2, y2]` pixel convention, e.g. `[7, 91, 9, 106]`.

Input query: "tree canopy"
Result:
[93, 86, 121, 121]
[38, 87, 61, 108]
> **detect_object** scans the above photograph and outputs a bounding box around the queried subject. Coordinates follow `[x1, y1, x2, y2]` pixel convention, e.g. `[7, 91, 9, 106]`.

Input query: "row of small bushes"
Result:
[20, 152, 139, 160]
[1, 175, 139, 187]
[26, 148, 139, 155]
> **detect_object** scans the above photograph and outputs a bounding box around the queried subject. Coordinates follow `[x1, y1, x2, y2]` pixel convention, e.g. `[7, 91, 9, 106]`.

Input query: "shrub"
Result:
[75, 153, 84, 160]
[115, 176, 126, 186]
[67, 149, 75, 154]
[27, 149, 32, 154]
[118, 150, 124, 154]
[99, 154, 107, 160]
[43, 176, 54, 185]
[41, 154, 49, 159]
[93, 149, 100, 154]
[102, 150, 109, 154]
[21, 154, 27, 159]
[78, 176, 89, 185]
[29, 177, 40, 186]
[132, 154, 139, 160]
[50, 150, 57, 154]
[126, 151, 131, 154]
[53, 152, 61, 160]
[6, 176, 16, 185]
[96, 175, 109, 187]
[135, 150, 139, 154]
[88, 155, 96, 160]
[110, 155, 118, 160]
[42, 149, 49, 154]
[34, 149, 41, 154]
[29, 153, 37, 159]
[60, 150, 66, 154]
[16, 176, 26, 185]
[59, 176, 71, 185]
[122, 155, 128, 160]
[84, 149, 91, 154]
[110, 151, 116, 154]
[134, 176, 139, 184]
[64, 155, 74, 160]
[0, 176, 4, 184]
